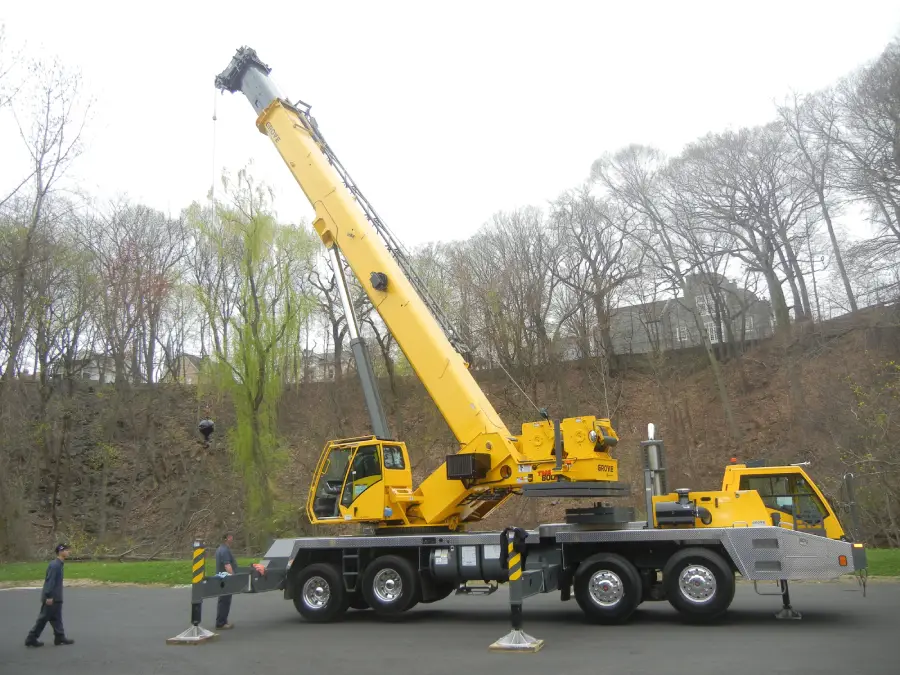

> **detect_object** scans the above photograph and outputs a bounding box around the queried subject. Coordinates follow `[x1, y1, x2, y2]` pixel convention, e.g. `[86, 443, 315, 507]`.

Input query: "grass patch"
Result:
[0, 557, 258, 586]
[867, 548, 900, 576]
[1, 549, 898, 587]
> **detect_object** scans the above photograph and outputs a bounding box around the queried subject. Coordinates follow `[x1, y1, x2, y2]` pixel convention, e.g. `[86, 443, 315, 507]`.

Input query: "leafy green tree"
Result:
[190, 167, 317, 540]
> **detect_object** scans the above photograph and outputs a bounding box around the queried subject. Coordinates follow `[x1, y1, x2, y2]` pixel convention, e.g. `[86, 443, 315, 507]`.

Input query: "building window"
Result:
[705, 321, 721, 343]
[733, 315, 755, 336]
[695, 294, 712, 316]
[674, 325, 689, 344]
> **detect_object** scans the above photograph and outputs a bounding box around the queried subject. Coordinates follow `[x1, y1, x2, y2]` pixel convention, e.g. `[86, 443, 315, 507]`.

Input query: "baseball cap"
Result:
[55, 543, 70, 553]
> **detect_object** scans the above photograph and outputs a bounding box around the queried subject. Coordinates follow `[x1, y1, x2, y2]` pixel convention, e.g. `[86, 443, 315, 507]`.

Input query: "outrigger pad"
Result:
[775, 607, 802, 620]
[488, 629, 544, 653]
[166, 625, 219, 646]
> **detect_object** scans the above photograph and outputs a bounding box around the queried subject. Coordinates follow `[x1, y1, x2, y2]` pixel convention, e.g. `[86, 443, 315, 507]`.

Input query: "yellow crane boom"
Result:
[214, 47, 625, 530]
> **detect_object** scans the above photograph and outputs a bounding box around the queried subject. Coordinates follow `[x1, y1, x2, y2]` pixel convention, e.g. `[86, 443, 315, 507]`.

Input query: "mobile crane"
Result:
[177, 47, 867, 640]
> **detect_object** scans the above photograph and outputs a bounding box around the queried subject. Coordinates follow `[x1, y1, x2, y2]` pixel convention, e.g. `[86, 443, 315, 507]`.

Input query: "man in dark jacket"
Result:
[25, 543, 75, 647]
[215, 533, 237, 630]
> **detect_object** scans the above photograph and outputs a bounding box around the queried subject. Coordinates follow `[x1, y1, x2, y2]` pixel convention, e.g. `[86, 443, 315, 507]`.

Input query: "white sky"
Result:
[2, 1, 899, 249]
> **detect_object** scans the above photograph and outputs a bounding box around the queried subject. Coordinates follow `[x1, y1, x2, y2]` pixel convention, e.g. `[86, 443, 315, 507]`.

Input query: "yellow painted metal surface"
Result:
[257, 101, 513, 452]
[255, 99, 625, 530]
[652, 463, 846, 539]
[719, 464, 845, 539]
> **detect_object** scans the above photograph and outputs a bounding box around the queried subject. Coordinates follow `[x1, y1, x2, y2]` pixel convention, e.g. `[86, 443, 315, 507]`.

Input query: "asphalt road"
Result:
[0, 579, 895, 675]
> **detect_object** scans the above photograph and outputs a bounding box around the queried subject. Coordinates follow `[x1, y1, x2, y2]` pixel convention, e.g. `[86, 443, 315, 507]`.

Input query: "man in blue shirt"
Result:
[215, 532, 238, 629]
[25, 543, 75, 647]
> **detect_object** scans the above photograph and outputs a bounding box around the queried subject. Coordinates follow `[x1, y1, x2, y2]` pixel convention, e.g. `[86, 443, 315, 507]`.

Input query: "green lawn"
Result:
[867, 548, 900, 577]
[0, 557, 259, 586]
[1, 549, 898, 587]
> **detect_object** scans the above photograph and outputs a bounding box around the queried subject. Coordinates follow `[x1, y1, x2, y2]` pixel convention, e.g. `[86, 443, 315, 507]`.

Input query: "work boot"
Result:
[54, 636, 74, 645]
[25, 638, 44, 647]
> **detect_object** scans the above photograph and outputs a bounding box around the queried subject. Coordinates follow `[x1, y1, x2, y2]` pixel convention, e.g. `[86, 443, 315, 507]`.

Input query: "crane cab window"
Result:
[383, 445, 406, 470]
[340, 445, 383, 508]
[739, 473, 828, 525]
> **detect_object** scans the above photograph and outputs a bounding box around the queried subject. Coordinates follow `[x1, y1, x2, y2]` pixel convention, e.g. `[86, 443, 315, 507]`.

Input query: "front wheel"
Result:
[292, 562, 349, 623]
[361, 555, 421, 617]
[662, 547, 735, 623]
[573, 553, 643, 624]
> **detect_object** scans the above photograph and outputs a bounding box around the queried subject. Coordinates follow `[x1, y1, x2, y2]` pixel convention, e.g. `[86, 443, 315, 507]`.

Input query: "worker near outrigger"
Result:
[215, 533, 238, 630]
[25, 543, 75, 647]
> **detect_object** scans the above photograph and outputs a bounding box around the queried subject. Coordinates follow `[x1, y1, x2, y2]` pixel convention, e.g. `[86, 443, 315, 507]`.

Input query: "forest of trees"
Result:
[1, 26, 898, 557]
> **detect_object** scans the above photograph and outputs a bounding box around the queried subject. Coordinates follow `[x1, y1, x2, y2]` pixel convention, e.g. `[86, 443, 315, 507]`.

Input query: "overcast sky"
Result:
[2, 1, 899, 249]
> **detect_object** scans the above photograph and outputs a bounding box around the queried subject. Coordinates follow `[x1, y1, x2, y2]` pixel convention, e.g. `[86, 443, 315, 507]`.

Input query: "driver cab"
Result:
[722, 463, 845, 539]
[308, 437, 411, 524]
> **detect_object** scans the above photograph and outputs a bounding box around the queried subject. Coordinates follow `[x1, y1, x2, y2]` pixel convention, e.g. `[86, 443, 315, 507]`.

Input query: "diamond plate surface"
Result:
[555, 525, 856, 580]
[264, 524, 857, 582]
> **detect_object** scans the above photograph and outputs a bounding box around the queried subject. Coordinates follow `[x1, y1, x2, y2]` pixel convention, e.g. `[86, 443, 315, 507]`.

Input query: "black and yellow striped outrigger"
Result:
[192, 544, 206, 585]
[166, 540, 219, 645]
[489, 528, 544, 653]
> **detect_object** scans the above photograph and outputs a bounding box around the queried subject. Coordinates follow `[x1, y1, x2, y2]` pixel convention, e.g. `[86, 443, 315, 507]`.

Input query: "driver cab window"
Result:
[740, 473, 828, 523]
[341, 445, 383, 507]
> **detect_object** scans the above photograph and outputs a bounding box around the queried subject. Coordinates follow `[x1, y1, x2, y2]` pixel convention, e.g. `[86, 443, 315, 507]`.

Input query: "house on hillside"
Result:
[48, 351, 129, 383]
[160, 353, 207, 385]
[608, 273, 774, 355]
[301, 348, 355, 381]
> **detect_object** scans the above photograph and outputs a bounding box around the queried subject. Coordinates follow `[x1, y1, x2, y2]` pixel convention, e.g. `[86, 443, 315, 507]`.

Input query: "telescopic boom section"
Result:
[214, 47, 516, 455]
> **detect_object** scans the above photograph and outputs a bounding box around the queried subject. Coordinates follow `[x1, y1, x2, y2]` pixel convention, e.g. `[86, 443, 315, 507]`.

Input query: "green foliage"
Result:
[0, 558, 258, 586]
[189, 166, 317, 541]
[867, 548, 900, 576]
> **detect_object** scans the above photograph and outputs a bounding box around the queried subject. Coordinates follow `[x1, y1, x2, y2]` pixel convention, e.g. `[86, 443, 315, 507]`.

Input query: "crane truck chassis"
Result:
[172, 425, 867, 647]
[165, 46, 868, 647]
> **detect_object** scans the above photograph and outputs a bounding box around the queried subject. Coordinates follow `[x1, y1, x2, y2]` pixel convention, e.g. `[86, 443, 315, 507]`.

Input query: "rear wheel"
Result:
[573, 553, 643, 624]
[361, 555, 421, 616]
[662, 547, 735, 623]
[292, 562, 349, 623]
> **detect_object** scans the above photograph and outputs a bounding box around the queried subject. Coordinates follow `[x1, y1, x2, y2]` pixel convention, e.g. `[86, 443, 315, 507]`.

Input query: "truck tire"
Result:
[361, 554, 421, 616]
[292, 562, 349, 623]
[662, 547, 735, 623]
[573, 553, 643, 624]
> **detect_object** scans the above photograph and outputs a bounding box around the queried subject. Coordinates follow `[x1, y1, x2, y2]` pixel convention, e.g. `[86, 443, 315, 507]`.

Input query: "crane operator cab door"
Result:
[309, 440, 413, 524]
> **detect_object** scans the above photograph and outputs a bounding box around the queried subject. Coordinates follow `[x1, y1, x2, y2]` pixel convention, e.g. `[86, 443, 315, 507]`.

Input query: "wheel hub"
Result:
[373, 568, 403, 603]
[588, 570, 624, 607]
[302, 576, 331, 609]
[679, 565, 716, 603]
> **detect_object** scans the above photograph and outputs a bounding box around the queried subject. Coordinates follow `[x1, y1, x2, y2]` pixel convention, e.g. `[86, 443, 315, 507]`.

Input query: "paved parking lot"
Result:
[0, 579, 894, 675]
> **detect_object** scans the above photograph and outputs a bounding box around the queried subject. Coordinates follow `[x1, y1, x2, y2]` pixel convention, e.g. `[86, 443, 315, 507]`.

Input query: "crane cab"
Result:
[721, 461, 846, 540]
[306, 436, 413, 525]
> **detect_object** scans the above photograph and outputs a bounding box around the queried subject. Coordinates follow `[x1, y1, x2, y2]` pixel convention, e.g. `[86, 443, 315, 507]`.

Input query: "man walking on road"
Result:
[215, 532, 237, 630]
[25, 543, 75, 647]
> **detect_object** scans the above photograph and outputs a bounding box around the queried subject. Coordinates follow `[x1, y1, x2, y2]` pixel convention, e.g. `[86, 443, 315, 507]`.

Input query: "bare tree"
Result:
[462, 207, 566, 405]
[0, 23, 23, 111]
[829, 40, 900, 263]
[778, 90, 857, 313]
[548, 184, 642, 367]
[592, 145, 740, 440]
[1, 56, 89, 388]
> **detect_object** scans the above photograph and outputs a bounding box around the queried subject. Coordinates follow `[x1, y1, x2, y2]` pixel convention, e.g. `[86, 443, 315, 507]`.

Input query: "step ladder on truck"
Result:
[166, 45, 868, 650]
